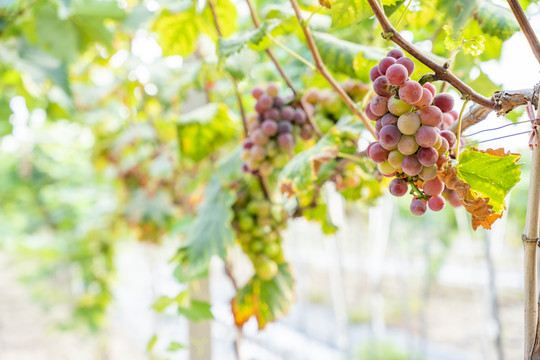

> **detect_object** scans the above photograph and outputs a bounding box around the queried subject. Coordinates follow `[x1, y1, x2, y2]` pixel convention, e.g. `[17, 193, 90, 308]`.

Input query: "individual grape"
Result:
[448, 110, 459, 121]
[418, 106, 443, 127]
[386, 64, 409, 86]
[258, 94, 274, 111]
[388, 149, 405, 168]
[370, 96, 389, 116]
[254, 101, 265, 114]
[436, 154, 447, 167]
[267, 83, 279, 97]
[447, 189, 462, 207]
[373, 76, 391, 97]
[440, 113, 452, 128]
[304, 88, 319, 103]
[377, 160, 396, 175]
[264, 243, 281, 258]
[428, 195, 446, 211]
[278, 133, 295, 150]
[440, 130, 457, 148]
[264, 108, 280, 120]
[413, 88, 434, 110]
[423, 82, 437, 97]
[252, 87, 264, 99]
[281, 106, 295, 121]
[397, 135, 419, 155]
[256, 259, 278, 281]
[433, 93, 454, 113]
[399, 80, 423, 105]
[370, 65, 382, 82]
[250, 145, 266, 162]
[381, 113, 399, 126]
[419, 165, 438, 181]
[375, 119, 383, 137]
[397, 112, 421, 135]
[294, 109, 307, 124]
[261, 120, 278, 136]
[274, 97, 285, 107]
[274, 153, 289, 168]
[423, 178, 444, 196]
[389, 178, 408, 197]
[266, 141, 278, 157]
[368, 142, 389, 163]
[437, 137, 449, 156]
[410, 199, 427, 216]
[387, 48, 405, 59]
[243, 140, 254, 149]
[278, 121, 293, 134]
[252, 129, 269, 145]
[433, 135, 442, 150]
[259, 161, 274, 176]
[417, 146, 438, 166]
[401, 155, 422, 176]
[388, 97, 413, 116]
[415, 126, 438, 147]
[366, 103, 381, 121]
[379, 125, 401, 149]
[396, 57, 415, 76]
[378, 57, 397, 75]
[366, 142, 375, 155]
[300, 126, 313, 140]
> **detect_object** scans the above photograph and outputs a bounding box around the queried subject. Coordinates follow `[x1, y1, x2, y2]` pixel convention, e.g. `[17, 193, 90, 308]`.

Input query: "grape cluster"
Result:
[242, 84, 314, 176]
[232, 183, 287, 281]
[366, 49, 460, 215]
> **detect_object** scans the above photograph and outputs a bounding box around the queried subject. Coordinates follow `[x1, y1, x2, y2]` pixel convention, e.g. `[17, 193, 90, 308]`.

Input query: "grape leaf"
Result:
[174, 176, 235, 281]
[329, 0, 402, 28]
[217, 21, 276, 58]
[438, 148, 521, 230]
[153, 291, 213, 321]
[474, 0, 520, 41]
[312, 32, 386, 81]
[232, 263, 294, 329]
[177, 103, 238, 162]
[223, 48, 259, 80]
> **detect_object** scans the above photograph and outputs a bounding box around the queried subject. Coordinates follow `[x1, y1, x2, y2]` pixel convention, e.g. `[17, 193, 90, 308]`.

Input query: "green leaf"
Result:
[152, 295, 175, 313]
[456, 148, 521, 213]
[70, 0, 126, 19]
[167, 342, 185, 352]
[302, 202, 338, 235]
[330, 0, 402, 27]
[35, 4, 79, 63]
[178, 299, 213, 321]
[217, 21, 275, 58]
[474, 0, 520, 41]
[223, 48, 259, 80]
[177, 103, 237, 162]
[147, 334, 158, 352]
[174, 176, 235, 281]
[312, 32, 386, 81]
[232, 263, 295, 329]
[467, 72, 501, 95]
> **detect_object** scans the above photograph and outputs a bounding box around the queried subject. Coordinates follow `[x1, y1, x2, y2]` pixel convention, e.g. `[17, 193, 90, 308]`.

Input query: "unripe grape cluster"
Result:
[232, 183, 287, 281]
[366, 48, 460, 215]
[242, 84, 314, 176]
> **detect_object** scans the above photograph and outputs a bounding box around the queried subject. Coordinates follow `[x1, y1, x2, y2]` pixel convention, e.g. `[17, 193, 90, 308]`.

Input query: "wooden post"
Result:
[189, 278, 212, 360]
[524, 102, 540, 359]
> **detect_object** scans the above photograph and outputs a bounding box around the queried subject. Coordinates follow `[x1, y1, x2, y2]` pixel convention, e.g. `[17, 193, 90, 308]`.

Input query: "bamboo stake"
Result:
[524, 101, 540, 359]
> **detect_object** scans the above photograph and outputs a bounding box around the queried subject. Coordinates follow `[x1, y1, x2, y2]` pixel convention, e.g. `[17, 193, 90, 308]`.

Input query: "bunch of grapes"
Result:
[242, 84, 314, 176]
[232, 182, 287, 281]
[366, 48, 461, 215]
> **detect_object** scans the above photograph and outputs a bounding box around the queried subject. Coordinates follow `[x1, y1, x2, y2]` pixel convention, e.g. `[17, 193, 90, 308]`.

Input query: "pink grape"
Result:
[267, 83, 279, 97]
[388, 97, 412, 116]
[264, 108, 280, 120]
[252, 129, 268, 145]
[433, 94, 454, 113]
[252, 87, 264, 99]
[440, 130, 457, 148]
[388, 149, 405, 168]
[375, 118, 383, 133]
[410, 199, 427, 216]
[378, 57, 397, 75]
[258, 94, 274, 110]
[442, 113, 454, 128]
[387, 48, 405, 59]
[370, 65, 382, 82]
[389, 178, 408, 197]
[423, 178, 444, 196]
[294, 109, 307, 124]
[278, 122, 293, 134]
[277, 133, 295, 150]
[399, 80, 423, 105]
[419, 165, 438, 181]
[379, 125, 402, 149]
[423, 82, 436, 97]
[281, 106, 295, 121]
[397, 112, 421, 135]
[413, 88, 433, 110]
[261, 120, 278, 136]
[243, 140, 254, 149]
[366, 142, 375, 155]
[250, 145, 266, 161]
[448, 110, 459, 121]
[370, 96, 389, 116]
[386, 64, 409, 86]
[418, 106, 443, 127]
[396, 57, 415, 76]
[428, 195, 446, 211]
[437, 137, 449, 156]
[368, 142, 389, 163]
[397, 135, 419, 155]
[417, 146, 438, 166]
[373, 76, 391, 97]
[415, 126, 438, 147]
[401, 155, 422, 176]
[381, 113, 399, 126]
[274, 97, 285, 107]
[447, 189, 462, 207]
[365, 103, 380, 121]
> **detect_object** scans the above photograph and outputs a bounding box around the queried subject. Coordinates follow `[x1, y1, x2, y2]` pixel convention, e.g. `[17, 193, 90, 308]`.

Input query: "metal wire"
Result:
[462, 118, 538, 137]
[464, 130, 531, 146]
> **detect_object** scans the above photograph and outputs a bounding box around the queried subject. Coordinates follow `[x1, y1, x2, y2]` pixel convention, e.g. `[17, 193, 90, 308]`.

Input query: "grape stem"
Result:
[289, 0, 377, 139]
[365, 0, 494, 109]
[394, 0, 413, 31]
[506, 0, 540, 65]
[267, 34, 317, 71]
[455, 98, 469, 161]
